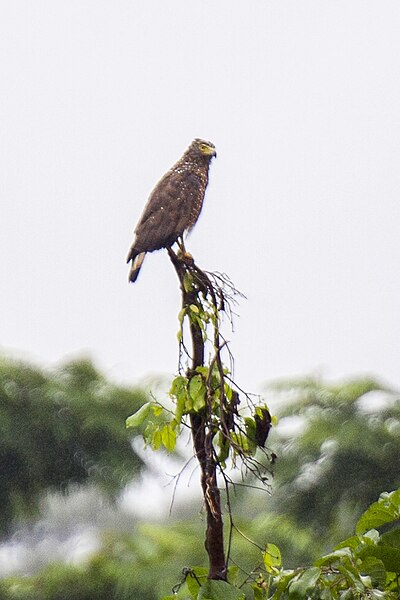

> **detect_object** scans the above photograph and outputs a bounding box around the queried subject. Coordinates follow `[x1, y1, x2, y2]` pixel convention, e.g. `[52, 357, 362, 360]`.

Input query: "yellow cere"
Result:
[199, 143, 216, 156]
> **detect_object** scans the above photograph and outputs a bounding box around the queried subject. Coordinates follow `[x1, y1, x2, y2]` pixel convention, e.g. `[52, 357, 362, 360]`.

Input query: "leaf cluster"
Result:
[126, 267, 276, 476]
[162, 489, 400, 599]
[125, 369, 275, 466]
[126, 400, 177, 452]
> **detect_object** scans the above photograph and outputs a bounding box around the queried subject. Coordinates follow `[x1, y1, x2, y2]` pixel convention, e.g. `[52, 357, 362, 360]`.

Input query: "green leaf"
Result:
[368, 591, 388, 600]
[244, 417, 258, 455]
[252, 585, 263, 600]
[358, 545, 400, 574]
[184, 395, 194, 413]
[150, 427, 162, 450]
[357, 505, 398, 533]
[244, 417, 256, 437]
[217, 432, 230, 464]
[170, 375, 190, 419]
[189, 374, 206, 411]
[227, 566, 239, 585]
[255, 405, 269, 418]
[224, 383, 233, 401]
[189, 304, 199, 314]
[380, 526, 400, 548]
[170, 375, 189, 399]
[178, 307, 187, 322]
[288, 567, 321, 599]
[231, 432, 249, 453]
[186, 567, 208, 599]
[177, 307, 186, 341]
[196, 366, 210, 377]
[263, 543, 281, 573]
[183, 271, 194, 292]
[270, 570, 297, 600]
[161, 423, 177, 452]
[336, 562, 365, 591]
[151, 404, 163, 417]
[315, 547, 354, 567]
[356, 490, 400, 534]
[175, 394, 186, 423]
[315, 590, 331, 600]
[358, 557, 386, 587]
[364, 529, 380, 544]
[334, 535, 364, 552]
[125, 402, 151, 428]
[198, 579, 245, 600]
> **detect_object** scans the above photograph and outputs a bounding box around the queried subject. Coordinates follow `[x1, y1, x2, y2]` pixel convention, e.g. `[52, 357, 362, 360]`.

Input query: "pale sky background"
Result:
[1, 0, 400, 397]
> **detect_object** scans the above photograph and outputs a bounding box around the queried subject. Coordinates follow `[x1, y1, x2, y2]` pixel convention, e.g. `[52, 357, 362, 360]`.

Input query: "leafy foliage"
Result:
[0, 358, 399, 600]
[0, 357, 146, 534]
[126, 268, 275, 467]
[160, 489, 400, 599]
[266, 378, 400, 543]
[356, 489, 400, 534]
[1, 490, 398, 599]
[126, 256, 277, 582]
[1, 522, 209, 600]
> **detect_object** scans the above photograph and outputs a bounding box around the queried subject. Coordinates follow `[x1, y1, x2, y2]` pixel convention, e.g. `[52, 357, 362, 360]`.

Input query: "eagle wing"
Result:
[134, 169, 204, 252]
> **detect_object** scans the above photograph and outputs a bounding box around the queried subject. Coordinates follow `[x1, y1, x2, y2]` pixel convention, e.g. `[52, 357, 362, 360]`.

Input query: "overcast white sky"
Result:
[1, 1, 400, 396]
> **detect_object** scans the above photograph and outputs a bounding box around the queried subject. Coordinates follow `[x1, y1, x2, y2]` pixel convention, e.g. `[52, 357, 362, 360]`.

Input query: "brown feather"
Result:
[127, 139, 216, 283]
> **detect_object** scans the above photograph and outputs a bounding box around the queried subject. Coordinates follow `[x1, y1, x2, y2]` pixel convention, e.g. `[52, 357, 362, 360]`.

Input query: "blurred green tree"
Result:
[270, 378, 399, 528]
[2, 488, 399, 599]
[1, 364, 399, 599]
[0, 357, 146, 535]
[239, 376, 400, 566]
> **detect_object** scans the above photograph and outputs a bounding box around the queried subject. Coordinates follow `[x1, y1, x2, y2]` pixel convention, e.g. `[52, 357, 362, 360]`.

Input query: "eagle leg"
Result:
[174, 236, 193, 264]
[176, 236, 186, 254]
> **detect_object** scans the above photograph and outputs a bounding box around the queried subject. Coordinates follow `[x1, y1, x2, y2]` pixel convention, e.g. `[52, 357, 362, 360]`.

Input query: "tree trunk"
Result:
[169, 250, 227, 581]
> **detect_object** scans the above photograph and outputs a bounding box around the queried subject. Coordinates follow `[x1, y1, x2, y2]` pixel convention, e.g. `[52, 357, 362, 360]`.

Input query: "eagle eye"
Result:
[198, 142, 214, 155]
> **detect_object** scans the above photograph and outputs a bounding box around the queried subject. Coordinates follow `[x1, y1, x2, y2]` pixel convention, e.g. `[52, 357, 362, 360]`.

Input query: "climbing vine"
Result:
[127, 248, 275, 584]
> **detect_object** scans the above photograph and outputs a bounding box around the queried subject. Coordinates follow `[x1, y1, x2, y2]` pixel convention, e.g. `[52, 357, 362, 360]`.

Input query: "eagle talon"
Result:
[177, 249, 194, 264]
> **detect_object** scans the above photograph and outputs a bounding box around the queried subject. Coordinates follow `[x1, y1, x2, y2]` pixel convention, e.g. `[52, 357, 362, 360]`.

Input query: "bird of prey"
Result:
[126, 138, 216, 283]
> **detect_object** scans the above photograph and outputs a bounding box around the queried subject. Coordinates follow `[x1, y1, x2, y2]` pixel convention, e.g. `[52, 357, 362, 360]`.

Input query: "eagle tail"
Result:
[127, 250, 146, 283]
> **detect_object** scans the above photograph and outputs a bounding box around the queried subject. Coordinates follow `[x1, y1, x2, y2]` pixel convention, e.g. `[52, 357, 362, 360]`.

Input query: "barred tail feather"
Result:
[127, 251, 146, 283]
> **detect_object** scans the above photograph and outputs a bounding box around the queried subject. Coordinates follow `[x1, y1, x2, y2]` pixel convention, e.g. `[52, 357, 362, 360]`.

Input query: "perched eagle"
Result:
[127, 138, 216, 283]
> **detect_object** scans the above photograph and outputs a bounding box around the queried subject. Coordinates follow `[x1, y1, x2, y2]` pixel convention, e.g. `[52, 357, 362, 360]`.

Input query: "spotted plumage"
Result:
[127, 138, 216, 283]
